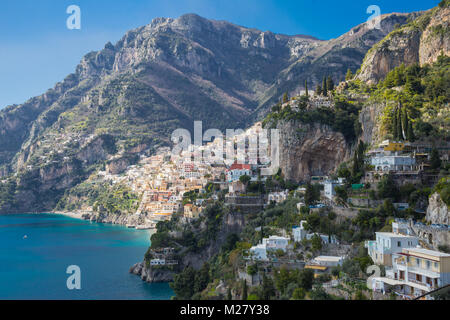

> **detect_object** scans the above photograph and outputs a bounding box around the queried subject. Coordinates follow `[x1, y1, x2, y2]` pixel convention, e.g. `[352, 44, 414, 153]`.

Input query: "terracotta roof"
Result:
[228, 161, 251, 171]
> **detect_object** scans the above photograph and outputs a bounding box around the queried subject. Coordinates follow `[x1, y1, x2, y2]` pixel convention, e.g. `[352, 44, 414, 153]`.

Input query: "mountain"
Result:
[358, 4, 449, 83]
[0, 12, 419, 212]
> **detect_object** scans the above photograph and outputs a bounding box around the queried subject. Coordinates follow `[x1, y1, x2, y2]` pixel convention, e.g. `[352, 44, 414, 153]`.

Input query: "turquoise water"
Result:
[0, 214, 173, 300]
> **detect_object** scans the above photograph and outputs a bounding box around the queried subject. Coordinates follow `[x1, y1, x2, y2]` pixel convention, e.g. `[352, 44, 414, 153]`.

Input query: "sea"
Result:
[0, 213, 173, 300]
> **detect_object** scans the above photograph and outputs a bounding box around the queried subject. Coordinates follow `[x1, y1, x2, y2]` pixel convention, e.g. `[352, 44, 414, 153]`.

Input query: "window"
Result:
[416, 258, 420, 267]
[397, 241, 401, 247]
[434, 262, 438, 269]
[426, 260, 431, 269]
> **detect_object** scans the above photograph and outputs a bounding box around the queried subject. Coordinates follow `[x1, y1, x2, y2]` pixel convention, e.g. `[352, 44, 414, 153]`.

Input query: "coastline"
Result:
[51, 210, 86, 221]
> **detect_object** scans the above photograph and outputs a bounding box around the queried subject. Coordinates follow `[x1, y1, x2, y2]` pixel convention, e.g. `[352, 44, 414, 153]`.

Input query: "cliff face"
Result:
[276, 120, 351, 182]
[358, 6, 450, 83]
[426, 192, 449, 225]
[358, 101, 384, 145]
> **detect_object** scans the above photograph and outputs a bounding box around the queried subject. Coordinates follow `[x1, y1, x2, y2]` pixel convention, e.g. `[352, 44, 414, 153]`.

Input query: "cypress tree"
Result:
[322, 77, 328, 96]
[327, 76, 334, 91]
[430, 147, 441, 170]
[392, 108, 398, 140]
[315, 84, 322, 96]
[402, 108, 409, 140]
[282, 92, 289, 103]
[396, 107, 403, 140]
[305, 80, 308, 97]
[407, 121, 415, 142]
[345, 68, 353, 81]
[242, 280, 248, 300]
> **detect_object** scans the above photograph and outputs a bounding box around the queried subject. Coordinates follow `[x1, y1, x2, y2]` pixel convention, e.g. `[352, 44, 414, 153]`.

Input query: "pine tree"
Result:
[305, 80, 308, 97]
[345, 68, 353, 81]
[282, 92, 289, 103]
[322, 77, 328, 96]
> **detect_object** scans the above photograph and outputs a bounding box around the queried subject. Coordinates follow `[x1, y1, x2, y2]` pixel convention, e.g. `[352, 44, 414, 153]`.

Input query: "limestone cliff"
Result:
[276, 120, 351, 182]
[357, 5, 449, 83]
[426, 192, 449, 225]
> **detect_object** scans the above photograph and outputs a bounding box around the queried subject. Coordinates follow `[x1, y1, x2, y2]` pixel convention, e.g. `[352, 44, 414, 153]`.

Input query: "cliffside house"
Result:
[372, 247, 450, 299]
[313, 256, 345, 267]
[229, 180, 246, 195]
[267, 189, 289, 204]
[183, 204, 203, 219]
[365, 232, 419, 266]
[226, 162, 252, 182]
[293, 220, 339, 244]
[322, 179, 344, 200]
[248, 236, 290, 261]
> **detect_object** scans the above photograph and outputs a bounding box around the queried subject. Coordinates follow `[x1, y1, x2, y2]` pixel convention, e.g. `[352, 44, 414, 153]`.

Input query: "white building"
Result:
[313, 256, 345, 267]
[249, 243, 268, 261]
[263, 235, 289, 251]
[371, 155, 416, 172]
[365, 232, 419, 266]
[293, 221, 308, 242]
[322, 180, 343, 200]
[293, 220, 338, 244]
[226, 162, 252, 183]
[392, 219, 412, 235]
[249, 235, 289, 261]
[150, 259, 166, 266]
[267, 190, 289, 204]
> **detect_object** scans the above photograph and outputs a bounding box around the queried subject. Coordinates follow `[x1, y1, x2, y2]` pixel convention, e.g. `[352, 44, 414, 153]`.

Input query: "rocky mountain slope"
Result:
[358, 4, 449, 83]
[0, 11, 426, 213]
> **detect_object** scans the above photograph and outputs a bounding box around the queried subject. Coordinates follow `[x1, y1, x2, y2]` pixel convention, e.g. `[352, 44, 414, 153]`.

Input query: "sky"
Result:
[0, 0, 440, 109]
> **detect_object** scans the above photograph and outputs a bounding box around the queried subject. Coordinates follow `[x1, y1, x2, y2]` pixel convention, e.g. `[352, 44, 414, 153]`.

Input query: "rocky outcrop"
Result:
[276, 120, 351, 182]
[426, 192, 449, 225]
[357, 6, 449, 84]
[131, 209, 246, 283]
[130, 262, 176, 283]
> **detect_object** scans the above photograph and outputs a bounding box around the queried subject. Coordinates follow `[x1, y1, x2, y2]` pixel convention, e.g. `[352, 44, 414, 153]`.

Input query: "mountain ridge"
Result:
[0, 10, 422, 212]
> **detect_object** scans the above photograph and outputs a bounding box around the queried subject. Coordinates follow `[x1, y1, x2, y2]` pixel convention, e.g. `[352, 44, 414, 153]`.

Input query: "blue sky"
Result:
[0, 0, 440, 109]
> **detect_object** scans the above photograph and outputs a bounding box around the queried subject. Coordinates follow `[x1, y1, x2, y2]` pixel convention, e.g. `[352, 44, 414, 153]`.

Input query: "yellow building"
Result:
[183, 204, 203, 219]
[373, 247, 450, 299]
[383, 142, 405, 152]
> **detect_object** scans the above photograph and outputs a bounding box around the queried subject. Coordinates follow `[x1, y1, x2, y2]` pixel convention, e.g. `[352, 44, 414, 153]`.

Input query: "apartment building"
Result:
[365, 232, 419, 266]
[183, 204, 203, 219]
[373, 247, 450, 299]
[248, 236, 290, 261]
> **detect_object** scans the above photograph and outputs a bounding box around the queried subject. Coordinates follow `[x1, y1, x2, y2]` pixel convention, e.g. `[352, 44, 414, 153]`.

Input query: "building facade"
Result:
[365, 232, 419, 266]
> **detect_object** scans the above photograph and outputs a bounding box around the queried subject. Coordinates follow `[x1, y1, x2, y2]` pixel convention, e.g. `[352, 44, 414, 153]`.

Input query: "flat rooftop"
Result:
[405, 247, 450, 257]
[314, 256, 343, 262]
[375, 232, 417, 238]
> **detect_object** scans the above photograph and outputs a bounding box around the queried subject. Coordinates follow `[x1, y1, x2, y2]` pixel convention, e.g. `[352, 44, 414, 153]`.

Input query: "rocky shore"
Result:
[129, 262, 175, 283]
[51, 210, 146, 226]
